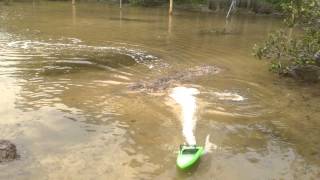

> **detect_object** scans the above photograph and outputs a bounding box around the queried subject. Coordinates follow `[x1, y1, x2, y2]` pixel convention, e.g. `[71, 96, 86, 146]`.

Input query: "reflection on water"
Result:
[0, 2, 320, 179]
[72, 5, 76, 25]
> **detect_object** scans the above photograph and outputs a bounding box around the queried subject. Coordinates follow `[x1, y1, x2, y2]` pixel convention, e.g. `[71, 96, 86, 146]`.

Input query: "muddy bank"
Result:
[285, 65, 320, 83]
[152, 0, 278, 15]
[40, 0, 279, 15]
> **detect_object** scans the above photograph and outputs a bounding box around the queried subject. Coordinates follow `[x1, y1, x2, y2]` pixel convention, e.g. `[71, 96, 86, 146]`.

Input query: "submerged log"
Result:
[0, 140, 17, 162]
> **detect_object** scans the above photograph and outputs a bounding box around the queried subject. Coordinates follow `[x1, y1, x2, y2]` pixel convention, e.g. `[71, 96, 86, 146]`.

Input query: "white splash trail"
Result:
[170, 87, 199, 145]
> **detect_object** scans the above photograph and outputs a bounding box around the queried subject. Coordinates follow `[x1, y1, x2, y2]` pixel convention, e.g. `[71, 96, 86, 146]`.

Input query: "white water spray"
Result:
[204, 135, 218, 154]
[170, 87, 199, 145]
[213, 92, 245, 101]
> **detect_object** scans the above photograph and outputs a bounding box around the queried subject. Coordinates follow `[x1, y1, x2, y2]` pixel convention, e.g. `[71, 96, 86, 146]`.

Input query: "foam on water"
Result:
[6, 39, 164, 69]
[212, 92, 245, 101]
[204, 135, 218, 154]
[170, 87, 199, 145]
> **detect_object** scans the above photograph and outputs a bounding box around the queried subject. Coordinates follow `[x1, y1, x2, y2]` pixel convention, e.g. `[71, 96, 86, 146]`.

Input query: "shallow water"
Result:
[0, 2, 320, 179]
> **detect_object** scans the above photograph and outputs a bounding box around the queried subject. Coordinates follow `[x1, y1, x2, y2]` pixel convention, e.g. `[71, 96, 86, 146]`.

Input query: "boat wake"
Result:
[169, 86, 218, 154]
[170, 87, 199, 145]
[6, 37, 167, 70]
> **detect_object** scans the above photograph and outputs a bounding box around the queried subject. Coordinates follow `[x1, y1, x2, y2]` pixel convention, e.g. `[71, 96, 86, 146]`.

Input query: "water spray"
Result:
[170, 87, 199, 145]
[170, 86, 204, 170]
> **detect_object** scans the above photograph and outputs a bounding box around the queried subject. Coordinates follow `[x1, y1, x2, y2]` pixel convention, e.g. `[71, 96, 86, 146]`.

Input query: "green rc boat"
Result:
[176, 145, 204, 170]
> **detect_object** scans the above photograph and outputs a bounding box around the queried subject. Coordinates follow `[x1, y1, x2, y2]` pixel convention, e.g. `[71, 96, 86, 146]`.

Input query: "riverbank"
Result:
[123, 0, 280, 15]
[2, 0, 277, 14]
[0, 0, 280, 15]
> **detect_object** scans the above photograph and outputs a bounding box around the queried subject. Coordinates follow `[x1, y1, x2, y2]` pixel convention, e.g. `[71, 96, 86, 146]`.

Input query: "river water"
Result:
[0, 2, 320, 179]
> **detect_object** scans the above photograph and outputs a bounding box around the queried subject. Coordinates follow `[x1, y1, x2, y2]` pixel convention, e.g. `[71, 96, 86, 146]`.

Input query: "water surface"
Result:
[0, 2, 320, 179]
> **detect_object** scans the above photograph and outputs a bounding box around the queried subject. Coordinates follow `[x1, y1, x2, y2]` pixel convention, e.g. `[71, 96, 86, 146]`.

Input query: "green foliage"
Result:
[254, 29, 320, 73]
[124, 0, 288, 8]
[174, 0, 207, 5]
[254, 0, 320, 74]
[128, 0, 165, 6]
[281, 0, 320, 27]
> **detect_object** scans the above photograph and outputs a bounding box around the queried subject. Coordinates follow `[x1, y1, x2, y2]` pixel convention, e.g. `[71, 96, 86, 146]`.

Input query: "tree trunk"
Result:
[169, 0, 173, 15]
[216, 0, 220, 11]
[247, 0, 251, 9]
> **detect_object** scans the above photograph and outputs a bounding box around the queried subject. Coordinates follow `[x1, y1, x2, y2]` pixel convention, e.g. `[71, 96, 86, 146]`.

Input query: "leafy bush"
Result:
[254, 0, 320, 74]
[128, 0, 165, 6]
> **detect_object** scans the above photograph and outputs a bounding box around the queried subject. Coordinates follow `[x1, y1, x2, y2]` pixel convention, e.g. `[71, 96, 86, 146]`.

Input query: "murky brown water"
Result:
[1, 2, 320, 179]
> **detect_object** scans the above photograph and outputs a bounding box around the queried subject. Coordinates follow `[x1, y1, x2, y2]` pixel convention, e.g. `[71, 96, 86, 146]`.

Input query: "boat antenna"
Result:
[226, 0, 237, 19]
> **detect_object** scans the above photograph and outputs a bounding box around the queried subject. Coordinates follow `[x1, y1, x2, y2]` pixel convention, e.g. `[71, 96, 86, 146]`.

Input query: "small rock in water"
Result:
[0, 140, 17, 162]
[288, 65, 320, 83]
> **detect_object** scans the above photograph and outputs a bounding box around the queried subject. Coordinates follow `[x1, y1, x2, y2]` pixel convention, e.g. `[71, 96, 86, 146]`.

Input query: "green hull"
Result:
[176, 145, 204, 170]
